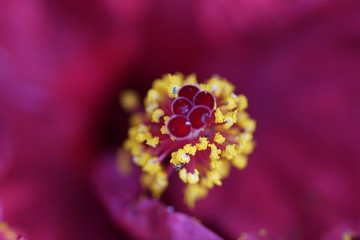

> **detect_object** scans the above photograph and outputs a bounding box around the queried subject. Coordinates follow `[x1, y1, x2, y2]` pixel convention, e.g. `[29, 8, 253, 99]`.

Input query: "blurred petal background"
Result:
[1, 0, 360, 239]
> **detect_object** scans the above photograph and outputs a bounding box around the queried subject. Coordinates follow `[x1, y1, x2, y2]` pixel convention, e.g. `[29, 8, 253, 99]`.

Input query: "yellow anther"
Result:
[183, 144, 197, 156]
[224, 93, 248, 111]
[236, 133, 254, 152]
[128, 126, 138, 138]
[243, 141, 255, 155]
[237, 94, 248, 111]
[119, 89, 140, 112]
[126, 142, 143, 160]
[179, 168, 188, 183]
[146, 137, 159, 147]
[152, 109, 165, 123]
[196, 137, 209, 150]
[214, 108, 225, 123]
[163, 116, 170, 123]
[147, 89, 160, 101]
[187, 169, 200, 184]
[135, 132, 152, 142]
[224, 94, 238, 110]
[224, 144, 238, 159]
[132, 124, 152, 142]
[171, 144, 196, 165]
[200, 176, 214, 189]
[129, 113, 142, 125]
[223, 110, 238, 129]
[132, 151, 151, 166]
[179, 168, 199, 184]
[232, 155, 248, 169]
[207, 170, 222, 186]
[218, 160, 231, 178]
[123, 138, 136, 151]
[207, 77, 234, 97]
[142, 157, 161, 173]
[184, 184, 208, 208]
[160, 117, 170, 134]
[214, 132, 225, 144]
[183, 74, 197, 85]
[144, 89, 160, 113]
[208, 143, 221, 161]
[141, 171, 168, 199]
[242, 118, 256, 133]
[160, 125, 168, 134]
[210, 158, 220, 169]
[170, 149, 190, 165]
[198, 83, 211, 91]
[137, 124, 150, 133]
[206, 77, 221, 96]
[166, 74, 183, 98]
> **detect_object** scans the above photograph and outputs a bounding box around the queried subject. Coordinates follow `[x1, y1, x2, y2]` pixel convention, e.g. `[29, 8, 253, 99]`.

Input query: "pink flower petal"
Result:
[93, 154, 222, 240]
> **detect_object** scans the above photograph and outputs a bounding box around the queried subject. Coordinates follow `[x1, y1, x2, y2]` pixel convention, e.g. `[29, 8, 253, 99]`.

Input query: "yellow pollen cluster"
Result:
[119, 73, 256, 208]
[170, 144, 197, 165]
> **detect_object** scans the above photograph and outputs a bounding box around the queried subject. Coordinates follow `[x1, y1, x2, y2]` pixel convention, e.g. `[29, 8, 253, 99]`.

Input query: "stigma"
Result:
[120, 73, 256, 208]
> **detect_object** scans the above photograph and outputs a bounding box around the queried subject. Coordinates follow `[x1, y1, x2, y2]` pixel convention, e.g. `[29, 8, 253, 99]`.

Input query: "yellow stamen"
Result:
[187, 169, 200, 184]
[224, 144, 239, 160]
[141, 171, 168, 198]
[119, 89, 140, 112]
[160, 125, 168, 134]
[214, 132, 225, 144]
[142, 157, 161, 173]
[146, 137, 159, 147]
[184, 184, 208, 208]
[152, 109, 165, 123]
[214, 108, 225, 123]
[207, 169, 222, 186]
[232, 155, 248, 170]
[135, 132, 152, 143]
[223, 110, 238, 129]
[131, 151, 151, 166]
[183, 144, 197, 156]
[144, 89, 160, 113]
[179, 168, 188, 183]
[209, 143, 221, 162]
[179, 168, 200, 184]
[196, 137, 209, 150]
[166, 73, 184, 98]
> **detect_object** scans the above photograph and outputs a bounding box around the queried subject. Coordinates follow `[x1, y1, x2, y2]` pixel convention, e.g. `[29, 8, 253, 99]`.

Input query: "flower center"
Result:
[119, 74, 256, 208]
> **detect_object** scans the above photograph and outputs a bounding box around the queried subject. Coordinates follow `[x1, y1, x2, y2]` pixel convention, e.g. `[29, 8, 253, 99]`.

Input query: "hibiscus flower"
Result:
[1, 0, 360, 239]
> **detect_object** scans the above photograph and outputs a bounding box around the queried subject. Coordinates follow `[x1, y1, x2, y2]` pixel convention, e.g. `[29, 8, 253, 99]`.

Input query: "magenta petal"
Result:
[93, 155, 222, 240]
